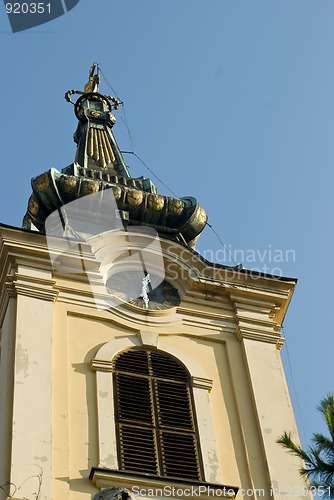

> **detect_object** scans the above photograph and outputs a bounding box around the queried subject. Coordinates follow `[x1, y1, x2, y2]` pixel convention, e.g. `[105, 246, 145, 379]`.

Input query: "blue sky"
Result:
[1, 0, 333, 462]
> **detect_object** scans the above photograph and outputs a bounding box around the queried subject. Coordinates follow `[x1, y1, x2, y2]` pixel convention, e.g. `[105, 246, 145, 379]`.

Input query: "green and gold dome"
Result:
[23, 64, 207, 248]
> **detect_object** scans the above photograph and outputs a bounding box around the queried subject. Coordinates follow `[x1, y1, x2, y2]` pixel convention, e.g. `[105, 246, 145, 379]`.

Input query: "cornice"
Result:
[89, 468, 238, 499]
[90, 359, 214, 392]
[235, 325, 281, 344]
[192, 376, 213, 392]
[181, 316, 235, 333]
[5, 273, 58, 302]
[178, 306, 234, 323]
[0, 227, 294, 347]
[55, 284, 98, 308]
[91, 359, 112, 372]
[276, 337, 285, 351]
[0, 271, 58, 326]
[229, 291, 285, 348]
[180, 332, 234, 343]
[0, 284, 14, 328]
[57, 280, 235, 331]
[0, 234, 52, 274]
[0, 226, 297, 299]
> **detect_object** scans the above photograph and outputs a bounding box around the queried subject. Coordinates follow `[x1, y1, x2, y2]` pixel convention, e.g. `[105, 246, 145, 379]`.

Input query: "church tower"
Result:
[0, 65, 310, 500]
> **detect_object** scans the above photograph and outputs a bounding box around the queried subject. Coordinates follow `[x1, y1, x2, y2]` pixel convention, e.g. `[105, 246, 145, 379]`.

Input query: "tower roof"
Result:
[22, 64, 207, 248]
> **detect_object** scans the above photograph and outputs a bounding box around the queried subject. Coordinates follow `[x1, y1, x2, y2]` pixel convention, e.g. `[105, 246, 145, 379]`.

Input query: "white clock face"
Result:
[106, 271, 180, 310]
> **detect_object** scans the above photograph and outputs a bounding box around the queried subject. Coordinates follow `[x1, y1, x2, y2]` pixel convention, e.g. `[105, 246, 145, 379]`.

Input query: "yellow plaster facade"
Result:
[0, 225, 310, 500]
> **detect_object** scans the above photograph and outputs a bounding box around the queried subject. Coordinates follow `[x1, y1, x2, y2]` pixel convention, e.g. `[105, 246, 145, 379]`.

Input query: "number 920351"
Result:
[5, 2, 51, 14]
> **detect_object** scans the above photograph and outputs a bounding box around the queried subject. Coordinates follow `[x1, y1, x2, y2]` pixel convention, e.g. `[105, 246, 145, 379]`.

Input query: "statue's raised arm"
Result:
[84, 62, 100, 93]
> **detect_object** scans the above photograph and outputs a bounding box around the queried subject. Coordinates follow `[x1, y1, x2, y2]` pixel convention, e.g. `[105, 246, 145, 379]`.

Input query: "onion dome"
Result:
[22, 64, 207, 248]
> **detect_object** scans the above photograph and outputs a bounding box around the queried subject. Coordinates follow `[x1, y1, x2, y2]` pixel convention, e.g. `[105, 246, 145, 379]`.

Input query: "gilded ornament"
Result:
[28, 195, 39, 215]
[108, 112, 116, 124]
[59, 175, 77, 194]
[102, 130, 115, 163]
[23, 214, 33, 226]
[84, 63, 100, 93]
[65, 63, 120, 110]
[25, 63, 207, 244]
[81, 179, 99, 196]
[147, 194, 165, 211]
[99, 129, 111, 166]
[88, 129, 94, 157]
[112, 185, 122, 200]
[33, 173, 49, 192]
[97, 129, 107, 167]
[169, 198, 184, 216]
[127, 189, 143, 207]
[197, 205, 207, 224]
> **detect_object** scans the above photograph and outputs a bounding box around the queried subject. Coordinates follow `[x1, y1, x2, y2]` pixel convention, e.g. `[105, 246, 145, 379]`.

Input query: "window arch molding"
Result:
[91, 336, 222, 483]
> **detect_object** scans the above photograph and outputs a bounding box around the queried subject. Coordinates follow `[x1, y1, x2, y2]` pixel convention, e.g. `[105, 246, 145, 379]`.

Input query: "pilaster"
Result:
[230, 292, 310, 500]
[0, 231, 58, 500]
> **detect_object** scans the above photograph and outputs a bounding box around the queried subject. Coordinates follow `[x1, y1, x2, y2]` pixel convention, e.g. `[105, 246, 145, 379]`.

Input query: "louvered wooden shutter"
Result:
[113, 348, 202, 480]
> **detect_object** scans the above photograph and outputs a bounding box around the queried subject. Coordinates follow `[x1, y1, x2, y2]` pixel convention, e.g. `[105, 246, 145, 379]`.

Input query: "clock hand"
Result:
[140, 274, 151, 309]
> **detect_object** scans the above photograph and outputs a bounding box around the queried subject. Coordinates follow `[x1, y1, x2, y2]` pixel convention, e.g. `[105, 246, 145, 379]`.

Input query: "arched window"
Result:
[113, 348, 203, 480]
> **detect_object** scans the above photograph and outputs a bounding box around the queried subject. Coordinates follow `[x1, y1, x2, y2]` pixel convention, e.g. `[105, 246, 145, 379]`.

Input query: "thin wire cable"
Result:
[97, 66, 174, 195]
[206, 222, 239, 266]
[120, 116, 134, 152]
[282, 326, 308, 447]
[98, 64, 134, 152]
[98, 65, 122, 102]
[96, 65, 239, 268]
[122, 151, 179, 198]
[122, 150, 240, 267]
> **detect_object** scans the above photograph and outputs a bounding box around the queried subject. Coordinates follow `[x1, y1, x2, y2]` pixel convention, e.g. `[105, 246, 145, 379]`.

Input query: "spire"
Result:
[64, 63, 130, 178]
[22, 64, 208, 248]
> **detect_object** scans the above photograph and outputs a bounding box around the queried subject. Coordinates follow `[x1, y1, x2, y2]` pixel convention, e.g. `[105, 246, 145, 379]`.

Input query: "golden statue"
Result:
[65, 63, 120, 110]
[84, 63, 100, 93]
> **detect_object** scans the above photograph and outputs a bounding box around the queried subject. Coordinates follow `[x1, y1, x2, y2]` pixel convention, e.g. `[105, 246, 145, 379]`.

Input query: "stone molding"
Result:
[90, 360, 214, 393]
[5, 273, 58, 302]
[229, 293, 287, 349]
[0, 227, 295, 344]
[0, 272, 58, 328]
[192, 376, 213, 392]
[90, 468, 238, 499]
[91, 359, 113, 372]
